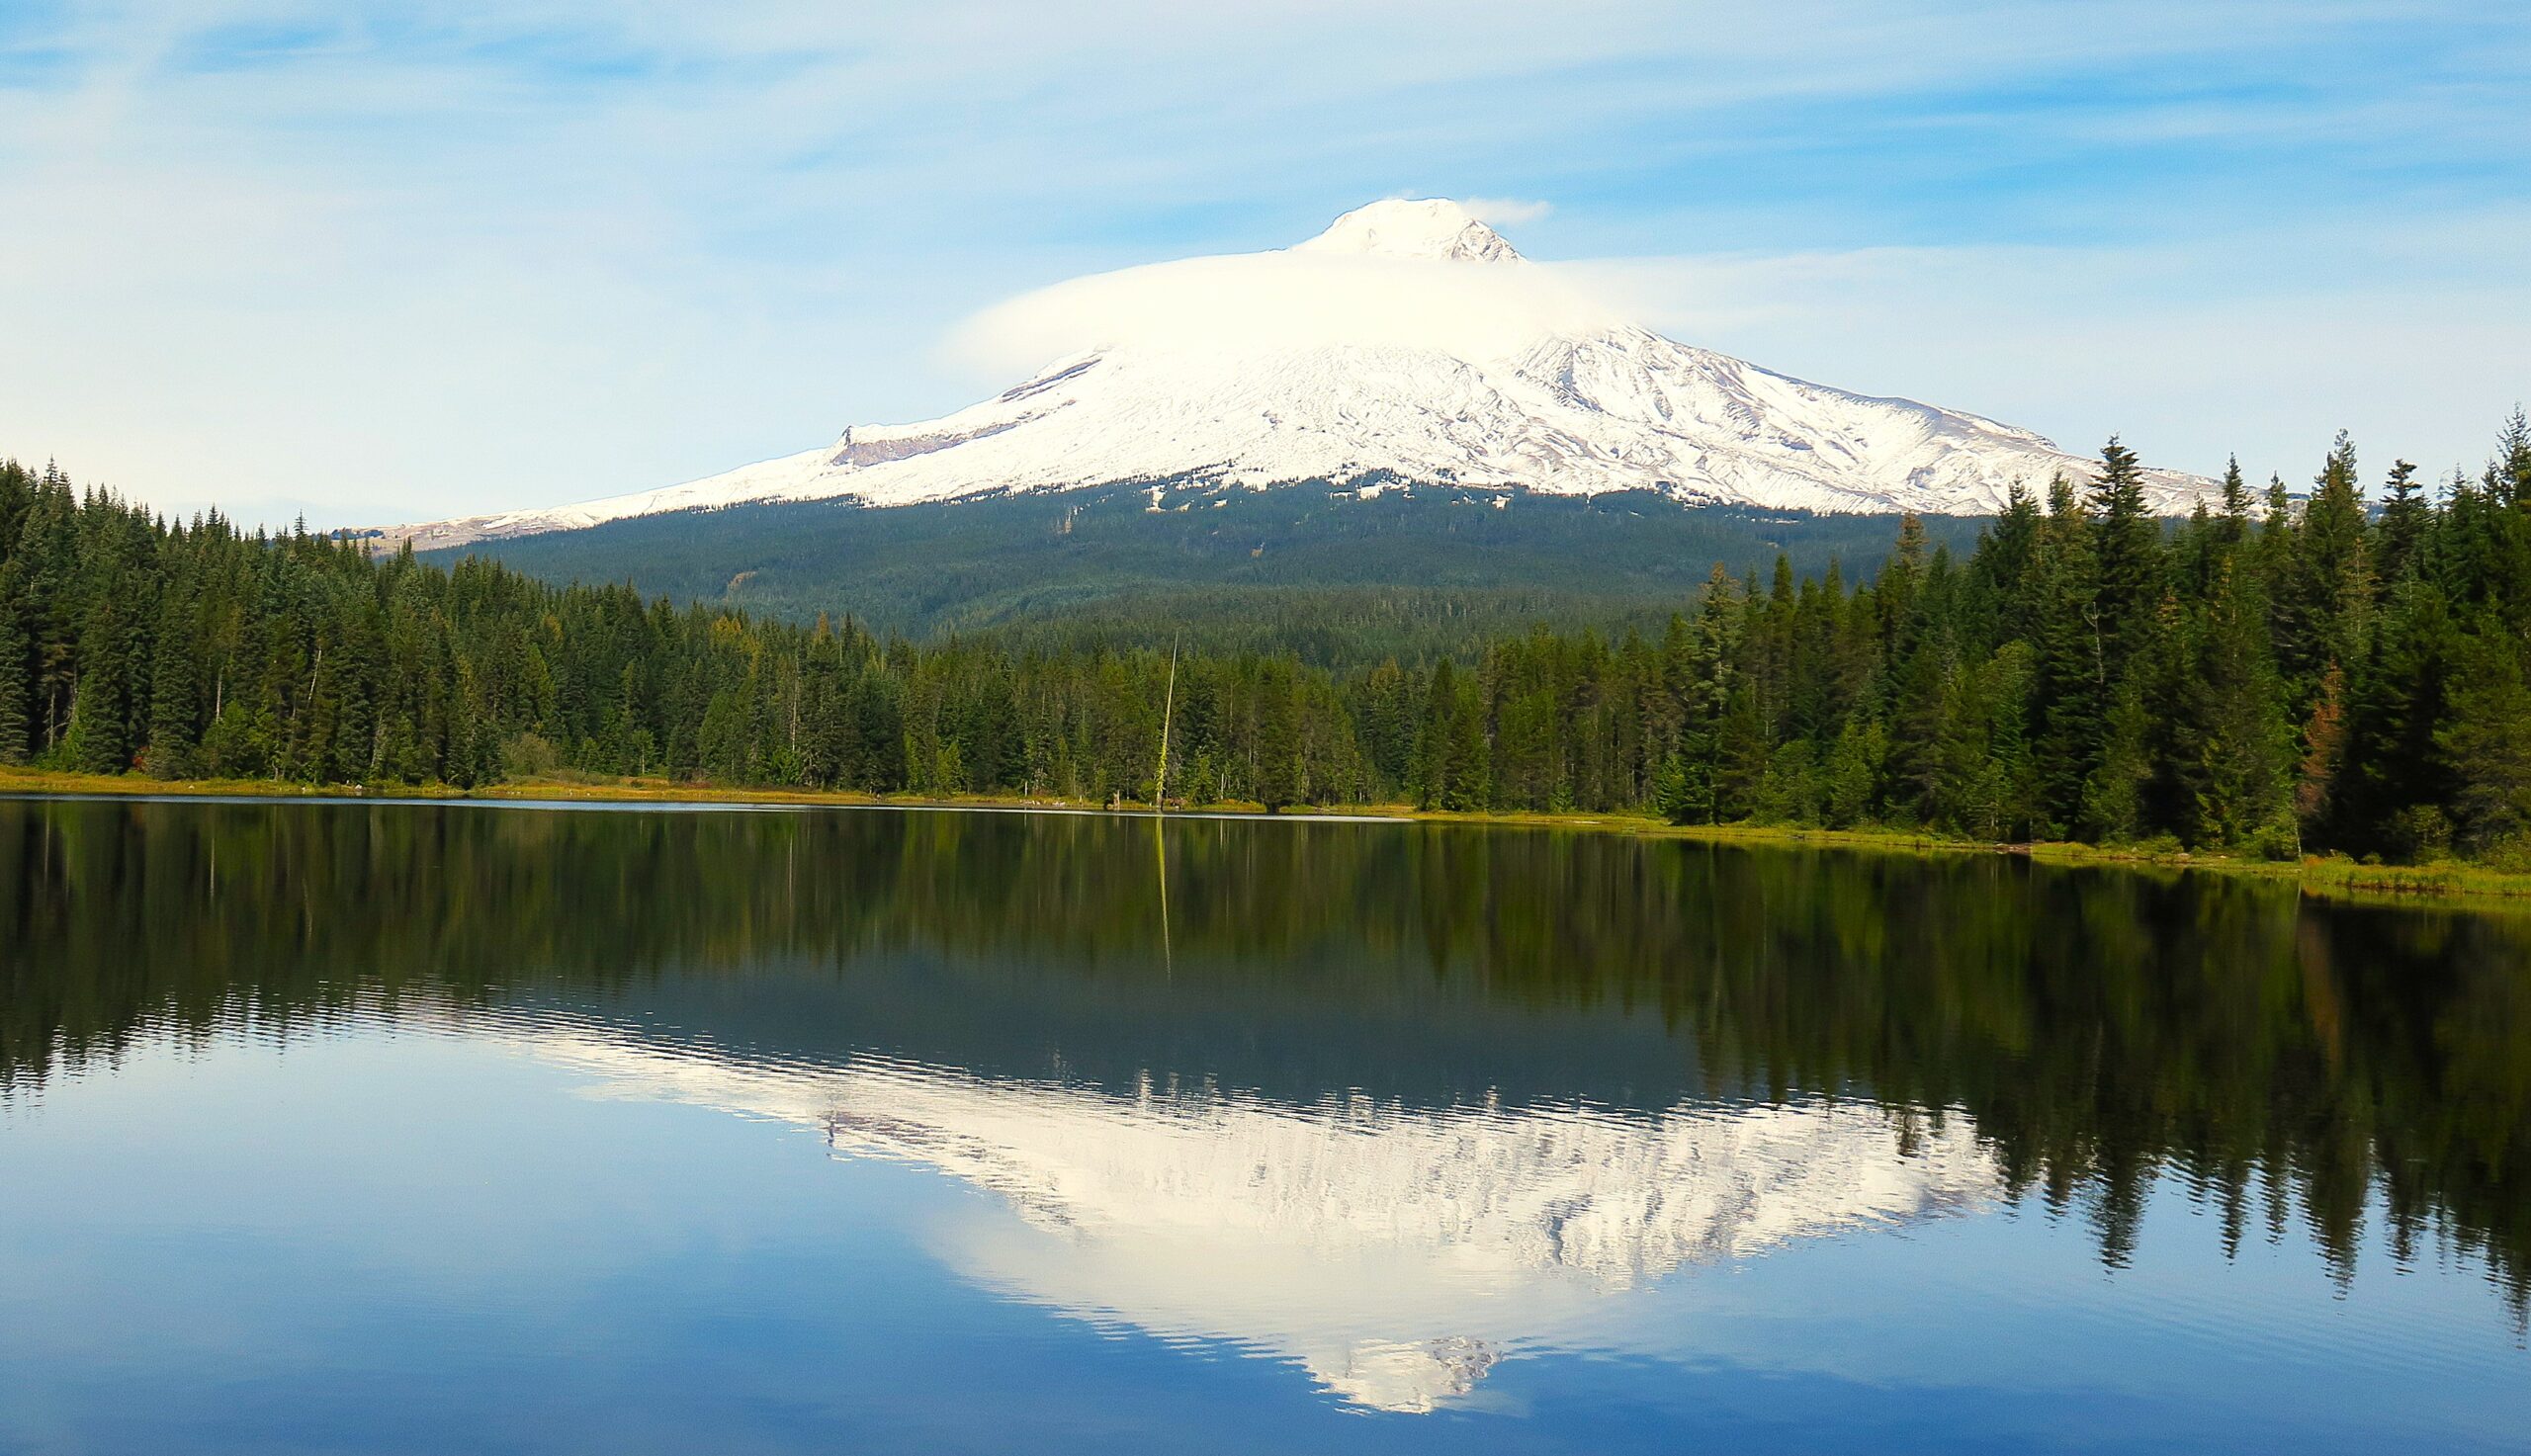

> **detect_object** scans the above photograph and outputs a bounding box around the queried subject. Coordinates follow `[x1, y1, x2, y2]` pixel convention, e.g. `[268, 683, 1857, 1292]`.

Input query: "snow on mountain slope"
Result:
[385, 200, 2210, 551]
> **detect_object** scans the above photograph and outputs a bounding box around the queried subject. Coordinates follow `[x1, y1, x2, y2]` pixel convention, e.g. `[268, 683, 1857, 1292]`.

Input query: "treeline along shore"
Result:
[5, 416, 2531, 867]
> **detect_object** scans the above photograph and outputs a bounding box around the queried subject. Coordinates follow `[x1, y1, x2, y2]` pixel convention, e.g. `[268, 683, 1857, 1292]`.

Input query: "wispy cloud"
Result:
[1571, 210, 2531, 481]
[1458, 198, 1553, 226]
[0, 1, 2523, 522]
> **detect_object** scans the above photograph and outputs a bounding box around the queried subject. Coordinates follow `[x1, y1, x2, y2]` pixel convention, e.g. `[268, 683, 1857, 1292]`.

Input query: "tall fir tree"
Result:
[2284, 431, 2375, 708]
[2437, 630, 2531, 858]
[0, 565, 31, 765]
[2185, 562, 2290, 848]
[2086, 437, 2163, 678]
[2031, 476, 2103, 834]
[144, 581, 200, 779]
[2377, 459, 2427, 585]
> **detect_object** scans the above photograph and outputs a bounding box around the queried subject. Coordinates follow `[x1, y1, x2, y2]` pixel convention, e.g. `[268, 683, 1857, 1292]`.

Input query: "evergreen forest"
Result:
[423, 478, 1991, 658]
[6, 416, 2531, 864]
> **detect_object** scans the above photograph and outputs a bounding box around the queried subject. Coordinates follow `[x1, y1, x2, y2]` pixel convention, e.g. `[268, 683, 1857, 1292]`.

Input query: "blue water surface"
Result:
[2, 799, 2523, 1453]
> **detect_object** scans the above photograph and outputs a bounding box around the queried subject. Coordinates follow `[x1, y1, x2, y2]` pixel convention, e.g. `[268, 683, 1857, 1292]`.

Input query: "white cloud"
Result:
[947, 248, 1618, 379]
[1569, 215, 2531, 482]
[1457, 197, 1553, 226]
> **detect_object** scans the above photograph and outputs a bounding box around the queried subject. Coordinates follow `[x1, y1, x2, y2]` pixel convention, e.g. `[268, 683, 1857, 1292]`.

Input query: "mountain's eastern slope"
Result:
[383, 199, 2210, 552]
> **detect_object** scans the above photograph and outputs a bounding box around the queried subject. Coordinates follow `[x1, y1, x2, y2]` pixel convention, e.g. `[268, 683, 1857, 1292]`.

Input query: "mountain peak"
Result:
[1293, 199, 1522, 264]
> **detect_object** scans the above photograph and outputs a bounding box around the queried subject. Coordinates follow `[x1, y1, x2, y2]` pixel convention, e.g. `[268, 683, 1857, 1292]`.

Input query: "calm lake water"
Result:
[3, 797, 2526, 1453]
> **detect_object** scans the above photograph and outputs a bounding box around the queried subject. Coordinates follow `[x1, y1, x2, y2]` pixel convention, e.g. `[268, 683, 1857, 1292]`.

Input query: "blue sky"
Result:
[1, 1, 2525, 523]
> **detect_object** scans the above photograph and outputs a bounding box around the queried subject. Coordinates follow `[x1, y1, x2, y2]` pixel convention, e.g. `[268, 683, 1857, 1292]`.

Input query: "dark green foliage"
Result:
[427, 481, 1991, 666]
[2183, 561, 2291, 846]
[2438, 633, 2531, 857]
[2031, 476, 2103, 833]
[0, 563, 31, 765]
[2086, 437, 2160, 676]
[2281, 432, 2376, 708]
[10, 417, 2531, 863]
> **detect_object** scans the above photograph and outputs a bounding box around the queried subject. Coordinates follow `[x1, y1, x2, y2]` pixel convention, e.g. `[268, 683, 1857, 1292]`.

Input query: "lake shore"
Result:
[7, 764, 2526, 906]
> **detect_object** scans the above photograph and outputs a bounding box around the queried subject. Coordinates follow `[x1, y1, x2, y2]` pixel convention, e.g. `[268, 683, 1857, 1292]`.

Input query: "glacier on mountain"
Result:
[387, 199, 2210, 551]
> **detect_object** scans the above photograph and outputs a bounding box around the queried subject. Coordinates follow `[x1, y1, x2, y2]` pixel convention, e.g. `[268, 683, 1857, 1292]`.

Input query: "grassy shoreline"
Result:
[1407, 809, 2531, 906]
[7, 764, 2527, 907]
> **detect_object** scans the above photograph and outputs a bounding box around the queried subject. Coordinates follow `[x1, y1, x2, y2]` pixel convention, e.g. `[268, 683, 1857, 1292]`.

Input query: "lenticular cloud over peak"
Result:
[381, 200, 2212, 552]
[947, 198, 1617, 374]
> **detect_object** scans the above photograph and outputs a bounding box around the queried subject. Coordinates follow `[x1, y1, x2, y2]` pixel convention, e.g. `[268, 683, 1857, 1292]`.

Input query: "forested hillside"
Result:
[420, 480, 1989, 661]
[5, 417, 2530, 863]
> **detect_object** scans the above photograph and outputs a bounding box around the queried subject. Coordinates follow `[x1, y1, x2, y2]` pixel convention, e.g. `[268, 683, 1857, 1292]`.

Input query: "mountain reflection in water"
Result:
[5, 793, 2528, 1365]
[534, 1027, 1995, 1411]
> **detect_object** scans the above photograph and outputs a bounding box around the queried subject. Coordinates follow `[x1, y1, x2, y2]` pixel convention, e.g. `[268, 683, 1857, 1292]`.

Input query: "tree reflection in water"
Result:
[4, 797, 2525, 1339]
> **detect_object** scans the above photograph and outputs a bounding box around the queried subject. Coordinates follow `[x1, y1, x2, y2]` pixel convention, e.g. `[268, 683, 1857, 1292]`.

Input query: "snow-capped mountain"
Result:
[385, 199, 2209, 551]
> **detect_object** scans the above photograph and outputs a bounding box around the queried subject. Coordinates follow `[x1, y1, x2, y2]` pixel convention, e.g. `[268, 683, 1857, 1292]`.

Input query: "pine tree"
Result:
[1823, 715, 1884, 829]
[2378, 459, 2427, 585]
[1253, 660, 1302, 812]
[2031, 476, 2102, 834]
[0, 567, 31, 764]
[2219, 457, 2251, 545]
[1877, 513, 1929, 654]
[1715, 679, 1768, 820]
[1974, 641, 2039, 839]
[2084, 671, 2154, 842]
[1666, 569, 1744, 824]
[1358, 658, 1412, 789]
[1975, 480, 2043, 624]
[1439, 668, 1489, 813]
[2485, 408, 2531, 637]
[61, 588, 139, 774]
[2284, 431, 2375, 706]
[1883, 635, 1952, 824]
[2186, 561, 2290, 849]
[17, 486, 82, 755]
[2335, 573, 2455, 858]
[2087, 437, 2163, 676]
[144, 584, 200, 778]
[2254, 472, 2297, 616]
[1411, 659, 1457, 809]
[2438, 630, 2531, 858]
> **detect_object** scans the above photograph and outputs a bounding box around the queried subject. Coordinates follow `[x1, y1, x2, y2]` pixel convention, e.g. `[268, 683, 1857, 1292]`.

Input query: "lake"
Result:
[2, 797, 2524, 1453]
